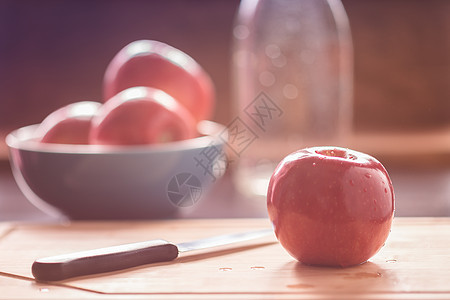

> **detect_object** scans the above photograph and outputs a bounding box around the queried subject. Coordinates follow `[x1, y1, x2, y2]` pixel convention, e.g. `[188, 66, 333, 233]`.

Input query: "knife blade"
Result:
[32, 228, 273, 282]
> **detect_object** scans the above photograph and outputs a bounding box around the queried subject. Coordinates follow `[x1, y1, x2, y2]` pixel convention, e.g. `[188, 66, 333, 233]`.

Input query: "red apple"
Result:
[103, 40, 215, 122]
[37, 101, 101, 144]
[90, 86, 196, 145]
[267, 146, 395, 267]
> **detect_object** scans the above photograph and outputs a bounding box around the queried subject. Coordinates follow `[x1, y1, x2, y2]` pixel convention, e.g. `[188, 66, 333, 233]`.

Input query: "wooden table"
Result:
[0, 218, 449, 299]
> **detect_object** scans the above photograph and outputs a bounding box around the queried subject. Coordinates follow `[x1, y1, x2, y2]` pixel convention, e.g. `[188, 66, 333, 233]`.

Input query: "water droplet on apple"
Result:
[348, 154, 357, 160]
[384, 188, 388, 193]
[312, 162, 316, 166]
[349, 180, 355, 186]
[365, 173, 372, 179]
[363, 188, 368, 192]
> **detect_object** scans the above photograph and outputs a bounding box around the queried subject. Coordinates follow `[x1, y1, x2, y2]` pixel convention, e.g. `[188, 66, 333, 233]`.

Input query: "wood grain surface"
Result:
[0, 218, 449, 299]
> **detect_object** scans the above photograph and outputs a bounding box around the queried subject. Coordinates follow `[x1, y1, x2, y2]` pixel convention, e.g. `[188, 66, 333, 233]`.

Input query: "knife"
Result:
[32, 228, 273, 281]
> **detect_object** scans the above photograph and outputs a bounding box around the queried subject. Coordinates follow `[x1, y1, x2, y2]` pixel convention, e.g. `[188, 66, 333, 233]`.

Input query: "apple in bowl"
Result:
[267, 146, 395, 267]
[90, 86, 197, 145]
[103, 40, 215, 122]
[36, 101, 101, 144]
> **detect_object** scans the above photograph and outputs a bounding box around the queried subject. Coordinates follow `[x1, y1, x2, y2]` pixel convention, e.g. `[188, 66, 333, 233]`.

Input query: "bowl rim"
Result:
[6, 121, 228, 154]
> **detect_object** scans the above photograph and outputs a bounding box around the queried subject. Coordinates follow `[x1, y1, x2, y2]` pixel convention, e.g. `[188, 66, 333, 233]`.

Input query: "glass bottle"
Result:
[231, 0, 353, 199]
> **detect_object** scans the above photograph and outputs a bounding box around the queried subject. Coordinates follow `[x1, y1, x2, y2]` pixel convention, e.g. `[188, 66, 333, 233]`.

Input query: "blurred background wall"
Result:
[1, 0, 449, 154]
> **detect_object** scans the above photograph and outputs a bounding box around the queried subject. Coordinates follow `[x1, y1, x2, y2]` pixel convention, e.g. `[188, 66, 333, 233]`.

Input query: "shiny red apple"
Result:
[267, 146, 395, 267]
[37, 101, 101, 144]
[89, 86, 196, 145]
[103, 40, 215, 122]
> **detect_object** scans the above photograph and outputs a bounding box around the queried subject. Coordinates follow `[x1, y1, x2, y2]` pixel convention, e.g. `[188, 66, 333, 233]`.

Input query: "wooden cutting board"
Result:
[0, 218, 449, 299]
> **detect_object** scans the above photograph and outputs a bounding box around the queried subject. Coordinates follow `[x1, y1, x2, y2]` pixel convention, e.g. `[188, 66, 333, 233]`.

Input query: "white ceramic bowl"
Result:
[6, 121, 227, 220]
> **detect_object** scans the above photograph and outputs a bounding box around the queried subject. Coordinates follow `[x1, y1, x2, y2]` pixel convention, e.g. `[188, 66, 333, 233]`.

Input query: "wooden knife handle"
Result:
[32, 239, 179, 281]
